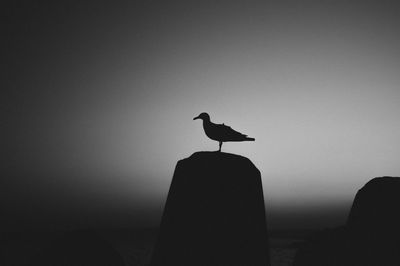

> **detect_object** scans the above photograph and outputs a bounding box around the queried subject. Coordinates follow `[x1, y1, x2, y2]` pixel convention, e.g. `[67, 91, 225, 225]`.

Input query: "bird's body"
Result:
[193, 112, 255, 151]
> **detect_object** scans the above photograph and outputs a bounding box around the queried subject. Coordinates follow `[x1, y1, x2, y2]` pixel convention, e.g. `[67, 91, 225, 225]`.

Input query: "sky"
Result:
[4, 0, 400, 230]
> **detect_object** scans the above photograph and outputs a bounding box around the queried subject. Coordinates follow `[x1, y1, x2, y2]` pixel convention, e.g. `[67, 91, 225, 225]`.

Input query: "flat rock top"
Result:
[179, 151, 259, 173]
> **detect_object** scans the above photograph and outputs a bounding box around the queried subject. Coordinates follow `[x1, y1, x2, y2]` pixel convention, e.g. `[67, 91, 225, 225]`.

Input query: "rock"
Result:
[28, 229, 125, 266]
[151, 151, 271, 266]
[346, 176, 400, 266]
[294, 176, 400, 266]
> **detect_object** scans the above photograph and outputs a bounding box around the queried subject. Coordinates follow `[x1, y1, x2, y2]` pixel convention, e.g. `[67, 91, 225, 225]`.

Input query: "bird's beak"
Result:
[193, 115, 200, 120]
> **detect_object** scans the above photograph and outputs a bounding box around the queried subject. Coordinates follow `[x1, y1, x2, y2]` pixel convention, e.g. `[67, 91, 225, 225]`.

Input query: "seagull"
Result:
[193, 112, 255, 152]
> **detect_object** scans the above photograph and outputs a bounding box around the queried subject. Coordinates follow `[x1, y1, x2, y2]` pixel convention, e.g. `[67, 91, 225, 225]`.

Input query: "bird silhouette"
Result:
[193, 112, 255, 152]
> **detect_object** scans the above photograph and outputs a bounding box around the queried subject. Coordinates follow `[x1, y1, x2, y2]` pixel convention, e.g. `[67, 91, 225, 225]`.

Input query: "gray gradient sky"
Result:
[4, 0, 400, 229]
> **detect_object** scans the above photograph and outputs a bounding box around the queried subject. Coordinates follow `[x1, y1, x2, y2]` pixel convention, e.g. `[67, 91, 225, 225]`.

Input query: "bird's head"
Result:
[193, 112, 210, 121]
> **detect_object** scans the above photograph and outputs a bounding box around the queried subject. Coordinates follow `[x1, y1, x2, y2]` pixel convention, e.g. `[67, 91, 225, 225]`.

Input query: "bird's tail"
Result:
[244, 137, 255, 141]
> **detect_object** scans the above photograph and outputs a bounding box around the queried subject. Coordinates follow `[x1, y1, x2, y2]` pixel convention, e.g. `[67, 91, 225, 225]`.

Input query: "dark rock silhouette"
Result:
[346, 176, 400, 266]
[193, 112, 255, 151]
[151, 151, 270, 266]
[28, 229, 125, 266]
[294, 176, 400, 266]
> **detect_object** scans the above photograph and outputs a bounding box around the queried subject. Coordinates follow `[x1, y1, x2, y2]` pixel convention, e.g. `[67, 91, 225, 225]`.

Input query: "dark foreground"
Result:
[0, 227, 304, 266]
[2, 177, 400, 266]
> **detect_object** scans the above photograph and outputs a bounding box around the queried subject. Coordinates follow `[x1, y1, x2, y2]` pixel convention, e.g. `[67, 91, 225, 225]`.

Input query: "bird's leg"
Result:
[218, 141, 222, 152]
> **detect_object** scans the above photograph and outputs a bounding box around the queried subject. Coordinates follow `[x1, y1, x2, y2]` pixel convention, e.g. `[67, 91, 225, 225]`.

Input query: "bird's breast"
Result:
[203, 122, 222, 141]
